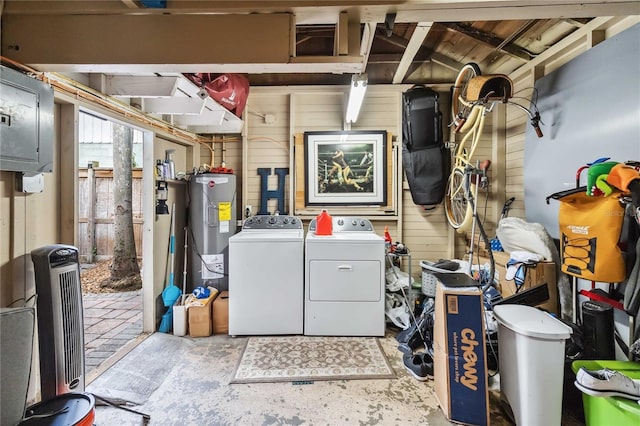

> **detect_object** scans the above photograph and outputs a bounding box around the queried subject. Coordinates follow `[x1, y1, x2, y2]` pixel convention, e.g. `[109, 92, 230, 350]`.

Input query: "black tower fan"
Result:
[582, 300, 615, 360]
[31, 244, 85, 400]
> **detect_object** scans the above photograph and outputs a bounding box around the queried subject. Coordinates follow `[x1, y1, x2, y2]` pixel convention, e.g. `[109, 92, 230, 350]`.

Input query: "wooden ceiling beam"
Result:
[429, 52, 464, 72]
[373, 27, 463, 73]
[368, 52, 431, 64]
[121, 0, 139, 8]
[334, 11, 349, 56]
[360, 22, 377, 73]
[392, 21, 433, 83]
[2, 14, 294, 70]
[440, 22, 533, 61]
[374, 30, 412, 50]
[495, 19, 538, 52]
[4, 1, 639, 21]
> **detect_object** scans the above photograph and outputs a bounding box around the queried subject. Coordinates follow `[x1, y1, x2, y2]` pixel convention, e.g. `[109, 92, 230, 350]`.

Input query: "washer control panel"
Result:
[242, 215, 302, 230]
[308, 217, 374, 232]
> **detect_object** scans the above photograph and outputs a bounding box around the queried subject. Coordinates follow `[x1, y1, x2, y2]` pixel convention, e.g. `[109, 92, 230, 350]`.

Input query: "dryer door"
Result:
[309, 260, 382, 301]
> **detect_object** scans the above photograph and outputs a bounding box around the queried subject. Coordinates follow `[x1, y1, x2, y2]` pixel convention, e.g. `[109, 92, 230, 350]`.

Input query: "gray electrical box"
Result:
[16, 172, 45, 193]
[0, 65, 54, 174]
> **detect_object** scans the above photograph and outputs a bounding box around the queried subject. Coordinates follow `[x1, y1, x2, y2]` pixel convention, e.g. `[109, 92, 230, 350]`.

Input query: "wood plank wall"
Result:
[77, 168, 143, 262]
[201, 85, 462, 283]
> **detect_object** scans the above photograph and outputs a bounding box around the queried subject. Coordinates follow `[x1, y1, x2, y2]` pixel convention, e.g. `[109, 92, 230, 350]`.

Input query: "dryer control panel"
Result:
[242, 215, 302, 230]
[308, 217, 374, 232]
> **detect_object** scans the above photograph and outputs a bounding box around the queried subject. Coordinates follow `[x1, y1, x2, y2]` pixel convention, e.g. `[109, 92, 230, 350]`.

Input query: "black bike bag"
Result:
[401, 86, 448, 206]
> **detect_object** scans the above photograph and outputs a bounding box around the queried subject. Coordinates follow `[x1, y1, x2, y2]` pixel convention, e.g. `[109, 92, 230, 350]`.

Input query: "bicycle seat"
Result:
[467, 74, 513, 102]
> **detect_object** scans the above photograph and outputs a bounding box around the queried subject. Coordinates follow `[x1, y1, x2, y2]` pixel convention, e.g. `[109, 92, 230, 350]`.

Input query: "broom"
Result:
[181, 226, 188, 299]
[159, 203, 181, 333]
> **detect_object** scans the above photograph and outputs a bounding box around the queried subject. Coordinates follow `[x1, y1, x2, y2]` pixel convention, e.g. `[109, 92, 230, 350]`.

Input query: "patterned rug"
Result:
[230, 336, 396, 384]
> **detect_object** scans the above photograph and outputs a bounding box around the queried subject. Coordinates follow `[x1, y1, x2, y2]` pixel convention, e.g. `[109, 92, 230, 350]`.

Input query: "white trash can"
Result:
[493, 305, 572, 426]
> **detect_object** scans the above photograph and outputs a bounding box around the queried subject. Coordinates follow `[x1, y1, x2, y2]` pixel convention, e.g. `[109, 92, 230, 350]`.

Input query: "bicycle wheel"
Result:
[444, 168, 474, 231]
[451, 62, 481, 125]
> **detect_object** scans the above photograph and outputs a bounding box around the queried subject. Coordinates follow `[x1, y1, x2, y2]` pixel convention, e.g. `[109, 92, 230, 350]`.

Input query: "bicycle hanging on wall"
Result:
[444, 62, 544, 233]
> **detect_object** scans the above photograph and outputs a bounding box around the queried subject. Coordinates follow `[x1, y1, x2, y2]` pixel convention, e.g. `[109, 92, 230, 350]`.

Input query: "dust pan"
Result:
[162, 203, 182, 307]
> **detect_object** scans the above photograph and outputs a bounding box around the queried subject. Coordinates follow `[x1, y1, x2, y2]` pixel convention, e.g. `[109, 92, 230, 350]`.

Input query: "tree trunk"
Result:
[108, 124, 141, 287]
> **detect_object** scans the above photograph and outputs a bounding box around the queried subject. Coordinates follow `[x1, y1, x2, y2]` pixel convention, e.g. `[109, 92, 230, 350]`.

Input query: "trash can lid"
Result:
[493, 305, 573, 339]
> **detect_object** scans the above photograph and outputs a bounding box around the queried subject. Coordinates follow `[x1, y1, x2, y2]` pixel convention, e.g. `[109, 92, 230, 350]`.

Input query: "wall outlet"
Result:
[264, 114, 276, 124]
[245, 205, 252, 218]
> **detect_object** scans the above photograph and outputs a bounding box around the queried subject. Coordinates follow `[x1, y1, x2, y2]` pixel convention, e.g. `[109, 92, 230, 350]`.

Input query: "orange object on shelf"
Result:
[384, 226, 394, 251]
[384, 226, 392, 244]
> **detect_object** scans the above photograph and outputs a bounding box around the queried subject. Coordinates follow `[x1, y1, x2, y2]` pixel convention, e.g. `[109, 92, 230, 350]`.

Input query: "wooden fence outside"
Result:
[78, 168, 143, 263]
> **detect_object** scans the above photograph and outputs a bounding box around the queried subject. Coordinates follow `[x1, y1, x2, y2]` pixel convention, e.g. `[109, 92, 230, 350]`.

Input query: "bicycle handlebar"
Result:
[505, 101, 544, 138]
[528, 110, 543, 137]
[452, 95, 543, 138]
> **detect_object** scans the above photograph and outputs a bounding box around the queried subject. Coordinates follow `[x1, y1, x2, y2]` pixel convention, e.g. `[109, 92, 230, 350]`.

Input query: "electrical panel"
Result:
[0, 65, 54, 174]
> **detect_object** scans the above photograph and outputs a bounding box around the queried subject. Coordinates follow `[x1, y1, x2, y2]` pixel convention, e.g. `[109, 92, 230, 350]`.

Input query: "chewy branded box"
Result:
[434, 280, 489, 426]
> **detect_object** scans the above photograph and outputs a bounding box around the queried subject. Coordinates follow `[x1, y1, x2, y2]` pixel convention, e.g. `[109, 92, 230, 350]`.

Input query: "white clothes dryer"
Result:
[229, 215, 304, 335]
[304, 217, 385, 336]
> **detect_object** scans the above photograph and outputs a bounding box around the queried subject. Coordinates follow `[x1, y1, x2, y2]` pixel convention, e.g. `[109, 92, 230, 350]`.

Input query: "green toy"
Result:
[587, 161, 618, 196]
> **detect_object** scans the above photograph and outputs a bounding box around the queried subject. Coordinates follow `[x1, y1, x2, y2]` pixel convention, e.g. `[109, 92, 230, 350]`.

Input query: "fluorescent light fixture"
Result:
[345, 74, 368, 123]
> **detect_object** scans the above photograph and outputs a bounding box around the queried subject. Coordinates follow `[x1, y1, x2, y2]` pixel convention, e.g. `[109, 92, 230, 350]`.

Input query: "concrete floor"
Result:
[79, 290, 585, 426]
[87, 332, 517, 426]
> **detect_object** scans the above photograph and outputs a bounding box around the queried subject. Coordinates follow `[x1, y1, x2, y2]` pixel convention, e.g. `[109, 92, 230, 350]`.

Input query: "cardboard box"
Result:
[188, 291, 217, 337]
[481, 251, 559, 314]
[434, 279, 489, 426]
[212, 291, 229, 334]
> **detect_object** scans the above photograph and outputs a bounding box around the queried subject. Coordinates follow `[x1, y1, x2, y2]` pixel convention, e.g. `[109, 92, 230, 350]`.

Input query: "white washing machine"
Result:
[305, 217, 385, 336]
[228, 215, 304, 335]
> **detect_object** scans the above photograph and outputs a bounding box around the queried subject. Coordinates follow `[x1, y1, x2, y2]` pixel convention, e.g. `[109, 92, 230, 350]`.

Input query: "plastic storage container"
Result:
[571, 360, 640, 426]
[421, 269, 438, 297]
[420, 260, 454, 298]
[315, 209, 333, 235]
[493, 305, 573, 426]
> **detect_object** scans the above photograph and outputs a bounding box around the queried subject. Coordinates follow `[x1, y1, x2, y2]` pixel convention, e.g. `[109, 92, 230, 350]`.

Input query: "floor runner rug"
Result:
[230, 335, 396, 384]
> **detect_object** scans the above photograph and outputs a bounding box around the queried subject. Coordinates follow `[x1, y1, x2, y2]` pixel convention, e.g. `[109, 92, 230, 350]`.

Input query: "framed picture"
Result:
[304, 130, 387, 205]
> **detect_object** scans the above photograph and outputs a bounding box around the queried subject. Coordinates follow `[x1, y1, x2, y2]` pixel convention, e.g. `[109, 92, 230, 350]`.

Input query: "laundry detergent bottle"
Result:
[315, 209, 333, 235]
[384, 226, 393, 251]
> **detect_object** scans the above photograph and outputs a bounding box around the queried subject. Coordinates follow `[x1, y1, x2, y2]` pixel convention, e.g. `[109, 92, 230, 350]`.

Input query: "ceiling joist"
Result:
[392, 22, 433, 84]
[441, 22, 534, 61]
[359, 22, 377, 73]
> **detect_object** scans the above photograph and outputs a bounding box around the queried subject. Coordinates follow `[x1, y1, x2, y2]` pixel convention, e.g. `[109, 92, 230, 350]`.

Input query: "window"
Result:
[78, 112, 143, 168]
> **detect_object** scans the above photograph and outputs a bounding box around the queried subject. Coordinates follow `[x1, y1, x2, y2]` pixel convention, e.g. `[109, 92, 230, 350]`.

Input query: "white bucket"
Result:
[173, 296, 188, 337]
